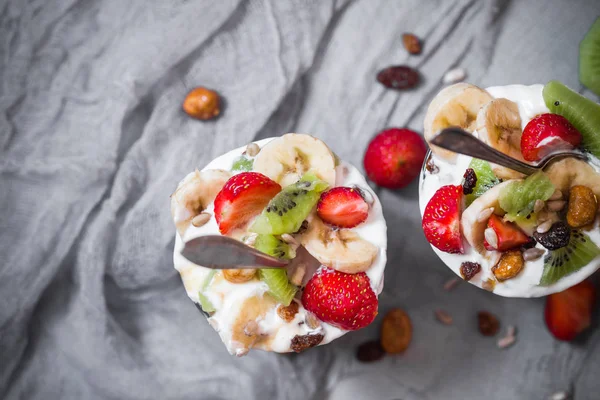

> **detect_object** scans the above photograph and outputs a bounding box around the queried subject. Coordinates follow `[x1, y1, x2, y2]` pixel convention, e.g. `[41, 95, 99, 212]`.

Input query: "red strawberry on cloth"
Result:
[545, 280, 596, 341]
[363, 128, 427, 189]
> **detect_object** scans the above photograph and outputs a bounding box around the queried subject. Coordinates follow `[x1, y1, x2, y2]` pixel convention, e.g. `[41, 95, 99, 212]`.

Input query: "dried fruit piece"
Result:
[402, 33, 422, 54]
[460, 261, 481, 281]
[356, 340, 385, 363]
[477, 311, 500, 336]
[425, 155, 439, 174]
[376, 66, 420, 90]
[223, 268, 257, 283]
[380, 308, 412, 354]
[277, 301, 299, 322]
[290, 333, 324, 352]
[567, 185, 597, 228]
[462, 168, 477, 195]
[533, 221, 571, 250]
[183, 87, 221, 120]
[492, 250, 524, 281]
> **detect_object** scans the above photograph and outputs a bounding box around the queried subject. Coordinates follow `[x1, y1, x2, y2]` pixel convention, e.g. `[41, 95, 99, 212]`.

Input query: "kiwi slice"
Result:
[580, 18, 600, 96]
[250, 172, 329, 235]
[543, 80, 600, 158]
[539, 230, 600, 286]
[465, 158, 501, 205]
[231, 156, 253, 172]
[254, 234, 297, 306]
[499, 171, 555, 223]
[198, 270, 217, 313]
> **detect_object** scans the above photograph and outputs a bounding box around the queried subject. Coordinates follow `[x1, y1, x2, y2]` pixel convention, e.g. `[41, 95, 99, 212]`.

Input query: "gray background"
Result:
[1, 0, 600, 399]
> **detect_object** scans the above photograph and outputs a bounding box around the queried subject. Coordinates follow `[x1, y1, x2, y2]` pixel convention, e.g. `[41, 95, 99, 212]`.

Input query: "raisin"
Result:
[477, 311, 500, 336]
[533, 221, 571, 250]
[425, 155, 439, 174]
[462, 168, 477, 195]
[402, 33, 422, 55]
[380, 308, 412, 354]
[376, 66, 420, 90]
[356, 340, 385, 363]
[460, 261, 481, 281]
[290, 333, 324, 353]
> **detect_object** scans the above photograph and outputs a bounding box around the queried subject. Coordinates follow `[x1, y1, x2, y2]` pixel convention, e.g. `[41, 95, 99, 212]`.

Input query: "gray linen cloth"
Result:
[1, 0, 600, 399]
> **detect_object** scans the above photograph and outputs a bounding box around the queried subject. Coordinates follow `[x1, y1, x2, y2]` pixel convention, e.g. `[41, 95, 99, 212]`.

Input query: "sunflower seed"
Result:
[484, 228, 499, 249]
[523, 247, 545, 261]
[534, 199, 545, 213]
[537, 220, 553, 234]
[547, 200, 566, 211]
[443, 67, 466, 84]
[549, 189, 563, 201]
[497, 334, 516, 349]
[477, 207, 495, 223]
[191, 212, 211, 227]
[443, 277, 460, 291]
[434, 309, 453, 325]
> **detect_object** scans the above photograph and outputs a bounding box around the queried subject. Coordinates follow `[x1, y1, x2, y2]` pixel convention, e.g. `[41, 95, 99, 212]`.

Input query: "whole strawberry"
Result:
[302, 267, 378, 330]
[521, 113, 582, 162]
[545, 280, 595, 341]
[422, 185, 464, 254]
[214, 172, 281, 234]
[363, 128, 427, 189]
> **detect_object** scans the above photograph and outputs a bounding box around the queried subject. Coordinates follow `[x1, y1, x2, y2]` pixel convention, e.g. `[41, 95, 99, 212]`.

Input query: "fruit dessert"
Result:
[170, 134, 387, 355]
[419, 81, 600, 297]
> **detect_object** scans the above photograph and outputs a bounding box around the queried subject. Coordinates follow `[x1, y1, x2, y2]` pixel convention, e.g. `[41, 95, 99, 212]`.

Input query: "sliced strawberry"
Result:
[422, 185, 464, 254]
[302, 267, 378, 331]
[317, 187, 369, 228]
[521, 113, 582, 162]
[214, 172, 281, 234]
[545, 280, 596, 341]
[483, 214, 531, 251]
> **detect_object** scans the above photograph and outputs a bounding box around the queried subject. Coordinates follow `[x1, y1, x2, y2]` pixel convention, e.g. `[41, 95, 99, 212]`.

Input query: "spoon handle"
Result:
[430, 128, 539, 176]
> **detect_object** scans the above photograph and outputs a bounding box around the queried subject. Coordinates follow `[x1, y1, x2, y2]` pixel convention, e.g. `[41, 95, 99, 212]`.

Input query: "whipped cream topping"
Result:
[172, 138, 387, 354]
[419, 84, 600, 298]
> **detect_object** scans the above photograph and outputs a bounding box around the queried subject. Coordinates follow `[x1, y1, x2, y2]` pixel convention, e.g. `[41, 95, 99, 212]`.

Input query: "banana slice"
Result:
[424, 83, 494, 162]
[476, 98, 525, 180]
[298, 216, 378, 274]
[170, 169, 231, 235]
[253, 133, 336, 187]
[544, 158, 600, 198]
[461, 180, 518, 255]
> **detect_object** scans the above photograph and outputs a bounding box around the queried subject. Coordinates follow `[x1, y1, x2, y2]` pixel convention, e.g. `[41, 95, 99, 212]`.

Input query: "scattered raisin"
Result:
[477, 311, 500, 336]
[460, 261, 481, 281]
[290, 333, 324, 353]
[356, 340, 385, 363]
[402, 33, 422, 55]
[462, 168, 477, 195]
[277, 301, 299, 322]
[380, 309, 412, 354]
[567, 185, 598, 228]
[183, 87, 221, 120]
[492, 250, 524, 281]
[376, 66, 420, 90]
[425, 155, 439, 174]
[533, 221, 571, 250]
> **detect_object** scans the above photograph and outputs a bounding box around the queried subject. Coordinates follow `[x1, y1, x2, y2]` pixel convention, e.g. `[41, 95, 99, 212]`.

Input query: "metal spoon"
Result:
[180, 235, 288, 270]
[430, 127, 587, 175]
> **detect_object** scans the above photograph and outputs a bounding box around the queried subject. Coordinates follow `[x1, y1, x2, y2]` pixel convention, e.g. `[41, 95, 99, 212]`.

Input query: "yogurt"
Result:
[419, 85, 600, 298]
[172, 138, 387, 354]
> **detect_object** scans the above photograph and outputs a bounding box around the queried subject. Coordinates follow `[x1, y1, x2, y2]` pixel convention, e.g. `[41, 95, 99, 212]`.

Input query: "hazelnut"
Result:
[402, 33, 422, 55]
[183, 87, 221, 120]
[380, 308, 412, 354]
[567, 185, 597, 228]
[223, 268, 256, 283]
[492, 250, 524, 281]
